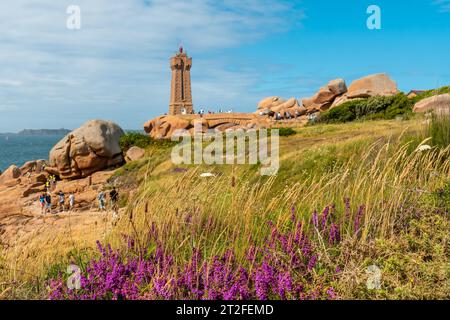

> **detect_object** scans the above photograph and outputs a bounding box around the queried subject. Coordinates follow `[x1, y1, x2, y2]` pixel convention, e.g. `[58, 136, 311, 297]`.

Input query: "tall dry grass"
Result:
[109, 135, 450, 269]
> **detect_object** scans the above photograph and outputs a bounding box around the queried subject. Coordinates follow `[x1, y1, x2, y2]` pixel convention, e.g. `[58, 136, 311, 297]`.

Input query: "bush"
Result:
[119, 132, 153, 152]
[270, 127, 297, 137]
[119, 132, 177, 152]
[317, 93, 413, 124]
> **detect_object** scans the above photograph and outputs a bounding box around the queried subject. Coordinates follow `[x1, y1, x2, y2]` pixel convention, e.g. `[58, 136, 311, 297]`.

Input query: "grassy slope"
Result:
[1, 118, 449, 299]
[108, 118, 448, 299]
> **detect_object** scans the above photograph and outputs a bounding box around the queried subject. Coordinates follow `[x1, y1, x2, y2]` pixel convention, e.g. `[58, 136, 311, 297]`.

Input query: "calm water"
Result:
[0, 135, 65, 172]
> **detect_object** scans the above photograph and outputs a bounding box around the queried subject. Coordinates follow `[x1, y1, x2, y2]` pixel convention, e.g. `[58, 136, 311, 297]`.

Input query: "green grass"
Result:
[427, 107, 450, 148]
[119, 132, 177, 152]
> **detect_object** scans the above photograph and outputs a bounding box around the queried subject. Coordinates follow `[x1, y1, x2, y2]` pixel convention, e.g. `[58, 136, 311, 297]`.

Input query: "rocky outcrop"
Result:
[46, 120, 125, 180]
[144, 114, 270, 140]
[0, 165, 21, 184]
[125, 146, 145, 163]
[413, 94, 450, 113]
[20, 160, 47, 174]
[332, 73, 398, 108]
[256, 97, 306, 119]
[302, 79, 348, 112]
[347, 73, 398, 98]
[257, 96, 287, 110]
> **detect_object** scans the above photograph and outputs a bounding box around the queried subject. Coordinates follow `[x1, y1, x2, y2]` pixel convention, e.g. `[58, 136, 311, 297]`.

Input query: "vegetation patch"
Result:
[317, 93, 413, 124]
[119, 132, 176, 152]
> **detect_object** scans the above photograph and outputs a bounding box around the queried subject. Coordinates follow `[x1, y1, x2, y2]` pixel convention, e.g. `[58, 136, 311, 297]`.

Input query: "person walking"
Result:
[69, 193, 75, 211]
[110, 187, 119, 220]
[98, 190, 106, 211]
[39, 193, 46, 214]
[58, 191, 65, 212]
[44, 193, 52, 214]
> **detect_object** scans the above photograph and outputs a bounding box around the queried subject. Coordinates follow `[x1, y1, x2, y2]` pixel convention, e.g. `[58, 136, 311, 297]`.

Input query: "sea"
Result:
[0, 134, 66, 172]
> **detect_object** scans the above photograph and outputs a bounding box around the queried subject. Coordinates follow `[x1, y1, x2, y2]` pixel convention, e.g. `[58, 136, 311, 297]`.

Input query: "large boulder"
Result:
[270, 98, 300, 113]
[47, 120, 125, 180]
[144, 114, 269, 139]
[413, 94, 450, 113]
[257, 96, 286, 110]
[330, 73, 399, 108]
[144, 115, 194, 140]
[125, 146, 145, 163]
[302, 79, 347, 111]
[20, 160, 47, 174]
[346, 73, 398, 99]
[0, 165, 21, 184]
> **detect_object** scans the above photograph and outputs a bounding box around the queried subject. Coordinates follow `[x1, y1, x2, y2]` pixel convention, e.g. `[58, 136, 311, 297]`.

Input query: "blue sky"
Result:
[0, 0, 449, 132]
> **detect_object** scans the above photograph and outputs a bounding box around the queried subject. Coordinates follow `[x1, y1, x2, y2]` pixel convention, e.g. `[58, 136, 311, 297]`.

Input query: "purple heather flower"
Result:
[312, 210, 319, 228]
[354, 205, 365, 233]
[307, 254, 318, 271]
[321, 206, 330, 230]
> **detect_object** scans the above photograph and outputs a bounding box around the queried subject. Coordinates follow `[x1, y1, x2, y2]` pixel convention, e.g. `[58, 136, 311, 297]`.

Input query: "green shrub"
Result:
[119, 132, 153, 152]
[317, 99, 363, 123]
[270, 127, 297, 137]
[119, 132, 177, 152]
[317, 93, 413, 124]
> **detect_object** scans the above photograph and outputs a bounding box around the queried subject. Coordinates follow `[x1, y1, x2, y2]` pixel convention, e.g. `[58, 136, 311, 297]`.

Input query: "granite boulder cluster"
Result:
[256, 73, 400, 119]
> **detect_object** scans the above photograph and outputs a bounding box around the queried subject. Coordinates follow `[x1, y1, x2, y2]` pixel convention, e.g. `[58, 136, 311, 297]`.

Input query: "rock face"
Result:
[125, 146, 145, 163]
[346, 73, 398, 98]
[302, 79, 347, 112]
[144, 114, 269, 140]
[413, 94, 450, 113]
[47, 120, 125, 180]
[331, 73, 398, 108]
[0, 165, 21, 184]
[257, 96, 287, 110]
[256, 97, 306, 119]
[20, 160, 47, 174]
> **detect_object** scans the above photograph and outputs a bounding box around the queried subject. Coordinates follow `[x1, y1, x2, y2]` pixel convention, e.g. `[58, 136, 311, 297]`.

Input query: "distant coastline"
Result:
[0, 129, 71, 136]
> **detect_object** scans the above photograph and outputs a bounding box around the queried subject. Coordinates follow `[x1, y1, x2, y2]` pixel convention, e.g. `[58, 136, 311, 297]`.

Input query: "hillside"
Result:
[1, 116, 448, 300]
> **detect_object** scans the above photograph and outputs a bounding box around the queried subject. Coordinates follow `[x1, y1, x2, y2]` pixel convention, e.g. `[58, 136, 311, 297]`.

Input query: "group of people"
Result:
[260, 109, 319, 121]
[38, 191, 74, 214]
[197, 108, 233, 115]
[96, 187, 119, 217]
[37, 187, 119, 216]
[45, 175, 57, 192]
[170, 108, 235, 116]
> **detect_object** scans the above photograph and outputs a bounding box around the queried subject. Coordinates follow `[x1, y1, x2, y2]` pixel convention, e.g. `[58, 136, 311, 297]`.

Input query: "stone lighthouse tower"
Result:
[169, 47, 194, 115]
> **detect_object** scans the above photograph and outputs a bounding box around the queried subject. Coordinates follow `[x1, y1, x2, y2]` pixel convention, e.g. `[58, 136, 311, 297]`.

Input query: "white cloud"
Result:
[0, 0, 303, 131]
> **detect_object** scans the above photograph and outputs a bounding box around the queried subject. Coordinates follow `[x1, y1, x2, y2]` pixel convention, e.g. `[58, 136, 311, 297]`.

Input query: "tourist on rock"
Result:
[110, 187, 119, 218]
[58, 191, 65, 212]
[39, 193, 46, 214]
[45, 193, 52, 214]
[98, 191, 106, 211]
[69, 193, 75, 211]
